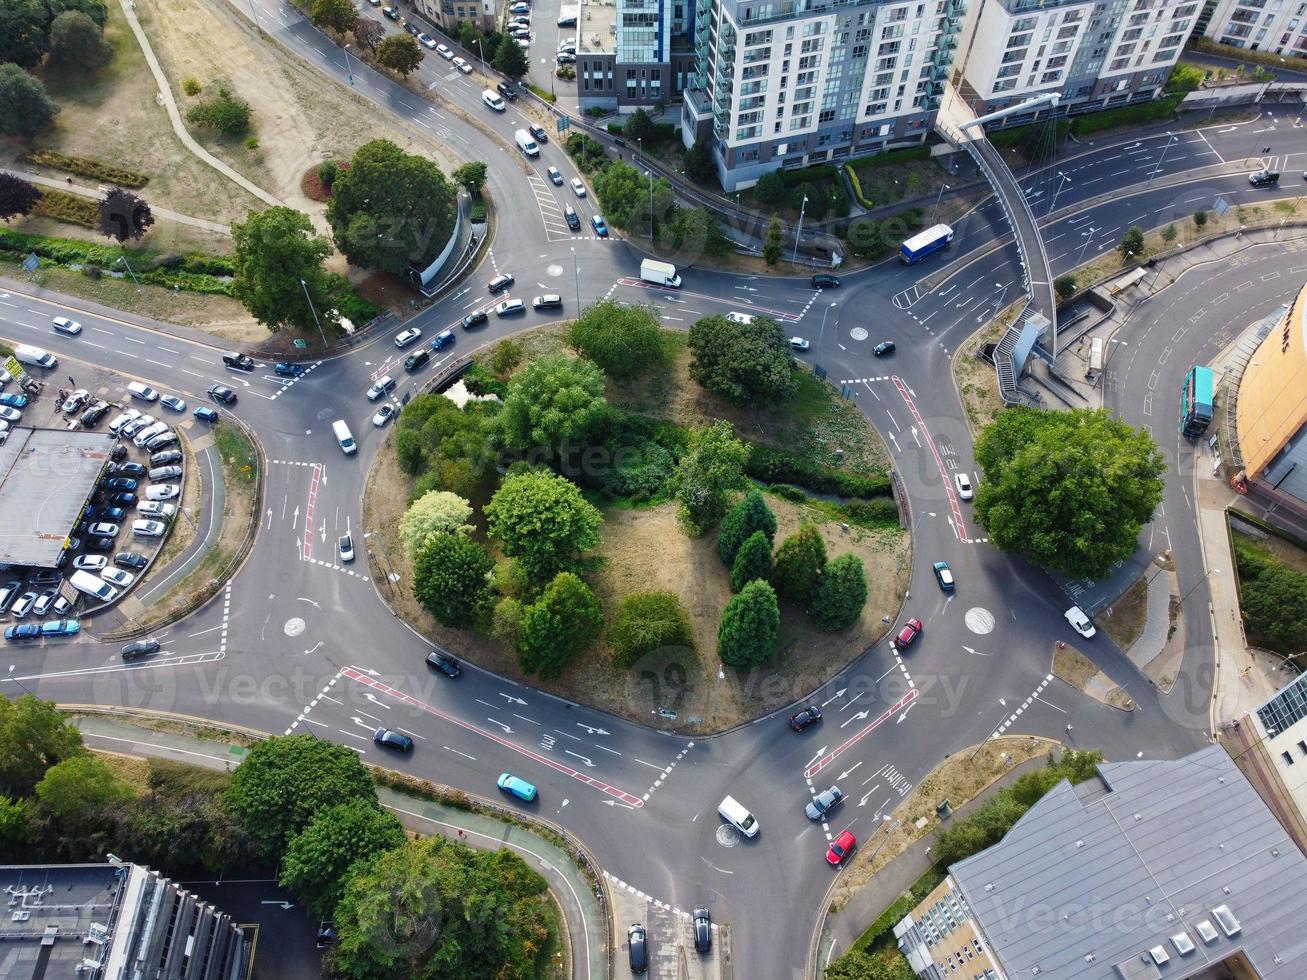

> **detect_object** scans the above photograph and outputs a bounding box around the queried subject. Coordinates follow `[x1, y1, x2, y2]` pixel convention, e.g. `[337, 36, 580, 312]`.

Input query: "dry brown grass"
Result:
[93, 751, 152, 794]
[1053, 645, 1099, 692]
[829, 737, 1055, 910]
[1097, 573, 1149, 652]
[952, 303, 1019, 434]
[1234, 527, 1307, 575]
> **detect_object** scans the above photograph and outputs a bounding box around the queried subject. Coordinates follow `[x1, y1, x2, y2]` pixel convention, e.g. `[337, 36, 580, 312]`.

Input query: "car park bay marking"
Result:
[340, 666, 645, 807]
[804, 689, 917, 780]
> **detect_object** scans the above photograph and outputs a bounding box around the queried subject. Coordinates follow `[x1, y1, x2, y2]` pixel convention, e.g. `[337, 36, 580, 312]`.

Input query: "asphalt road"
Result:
[5, 3, 1307, 974]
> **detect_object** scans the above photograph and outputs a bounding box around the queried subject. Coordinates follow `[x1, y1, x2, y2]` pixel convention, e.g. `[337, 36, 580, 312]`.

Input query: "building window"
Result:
[1283, 751, 1295, 765]
[1298, 740, 1307, 755]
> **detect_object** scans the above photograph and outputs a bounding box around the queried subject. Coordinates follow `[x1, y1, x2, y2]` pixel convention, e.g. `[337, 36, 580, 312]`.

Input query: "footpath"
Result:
[70, 712, 608, 980]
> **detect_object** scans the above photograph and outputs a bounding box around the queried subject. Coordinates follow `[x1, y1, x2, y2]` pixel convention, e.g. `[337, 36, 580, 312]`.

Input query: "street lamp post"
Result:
[816, 300, 836, 364]
[117, 255, 141, 291]
[1048, 171, 1069, 215]
[343, 44, 355, 86]
[475, 38, 484, 63]
[1150, 132, 1176, 185]
[932, 183, 950, 225]
[1076, 226, 1098, 266]
[7, 665, 35, 697]
[792, 194, 809, 263]
[300, 278, 328, 349]
[1178, 567, 1219, 607]
[644, 169, 654, 240]
[570, 247, 581, 309]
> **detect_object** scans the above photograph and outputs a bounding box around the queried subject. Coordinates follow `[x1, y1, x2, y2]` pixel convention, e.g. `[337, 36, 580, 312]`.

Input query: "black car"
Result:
[462, 310, 488, 329]
[112, 462, 147, 478]
[873, 341, 896, 356]
[404, 349, 430, 373]
[87, 536, 116, 552]
[121, 638, 160, 661]
[488, 273, 514, 293]
[373, 727, 414, 752]
[109, 444, 128, 461]
[208, 384, 237, 404]
[628, 923, 647, 973]
[115, 552, 149, 570]
[150, 449, 183, 466]
[103, 477, 137, 491]
[274, 362, 305, 378]
[110, 492, 138, 507]
[693, 907, 712, 953]
[811, 273, 840, 289]
[564, 205, 581, 231]
[426, 651, 461, 677]
[80, 400, 111, 426]
[402, 18, 418, 34]
[382, 4, 399, 18]
[496, 80, 519, 101]
[222, 352, 255, 371]
[789, 705, 822, 731]
[1249, 169, 1280, 187]
[528, 124, 548, 144]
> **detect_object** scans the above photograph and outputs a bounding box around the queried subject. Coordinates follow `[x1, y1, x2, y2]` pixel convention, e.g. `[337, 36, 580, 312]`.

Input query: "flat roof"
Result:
[0, 428, 114, 568]
[0, 864, 127, 980]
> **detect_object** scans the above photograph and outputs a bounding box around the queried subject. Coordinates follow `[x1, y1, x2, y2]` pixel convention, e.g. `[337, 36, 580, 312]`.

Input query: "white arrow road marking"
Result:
[602, 800, 636, 809]
[499, 693, 527, 705]
[961, 645, 991, 656]
[577, 723, 611, 735]
[837, 761, 862, 780]
[292, 505, 300, 529]
[565, 750, 595, 768]
[820, 689, 846, 708]
[805, 746, 829, 770]
[897, 703, 915, 724]
[841, 710, 870, 729]
[859, 785, 880, 806]
[841, 692, 864, 710]
[261, 901, 294, 909]
[364, 693, 391, 710]
[486, 718, 513, 734]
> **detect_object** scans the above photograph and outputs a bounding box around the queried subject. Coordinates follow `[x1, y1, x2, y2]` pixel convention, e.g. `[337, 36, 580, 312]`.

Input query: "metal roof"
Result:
[0, 427, 113, 568]
[950, 745, 1307, 979]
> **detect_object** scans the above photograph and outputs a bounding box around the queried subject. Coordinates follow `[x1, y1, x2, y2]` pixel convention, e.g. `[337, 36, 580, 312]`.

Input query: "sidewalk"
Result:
[70, 713, 608, 980]
[8, 168, 232, 236]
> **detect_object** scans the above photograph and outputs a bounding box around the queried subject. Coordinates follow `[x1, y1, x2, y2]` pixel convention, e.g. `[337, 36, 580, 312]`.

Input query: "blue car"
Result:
[429, 329, 455, 350]
[42, 619, 80, 637]
[98, 506, 127, 522]
[590, 215, 608, 237]
[275, 362, 305, 378]
[5, 624, 42, 642]
[0, 392, 28, 408]
[497, 773, 537, 802]
[103, 477, 137, 491]
[194, 406, 219, 423]
[109, 492, 138, 507]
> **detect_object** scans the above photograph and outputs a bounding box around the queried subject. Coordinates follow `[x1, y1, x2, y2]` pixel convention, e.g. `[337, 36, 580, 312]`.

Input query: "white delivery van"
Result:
[640, 258, 681, 288]
[70, 569, 119, 603]
[14, 345, 57, 369]
[718, 795, 759, 837]
[332, 420, 356, 455]
[514, 129, 540, 157]
[481, 89, 506, 111]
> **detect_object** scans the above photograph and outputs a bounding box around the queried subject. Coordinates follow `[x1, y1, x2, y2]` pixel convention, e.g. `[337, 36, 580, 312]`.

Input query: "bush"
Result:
[186, 87, 253, 136]
[32, 190, 99, 229]
[1165, 62, 1206, 94]
[772, 522, 827, 604]
[565, 132, 608, 172]
[1054, 274, 1077, 301]
[841, 496, 900, 528]
[744, 443, 891, 499]
[808, 553, 867, 630]
[317, 160, 339, 188]
[607, 591, 694, 668]
[717, 487, 776, 565]
[568, 299, 668, 377]
[768, 483, 807, 502]
[607, 122, 624, 136]
[753, 169, 787, 207]
[718, 579, 780, 668]
[182, 76, 202, 96]
[851, 145, 931, 170]
[517, 572, 604, 679]
[730, 530, 773, 592]
[1069, 95, 1182, 137]
[21, 150, 148, 188]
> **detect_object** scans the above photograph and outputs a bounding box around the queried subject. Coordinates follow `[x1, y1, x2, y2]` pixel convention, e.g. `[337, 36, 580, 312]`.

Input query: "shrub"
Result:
[718, 579, 780, 668]
[182, 76, 202, 96]
[841, 497, 900, 528]
[744, 443, 891, 499]
[1054, 274, 1077, 301]
[186, 87, 253, 136]
[488, 339, 522, 377]
[851, 145, 931, 170]
[396, 428, 423, 475]
[517, 572, 604, 679]
[32, 190, 100, 228]
[608, 591, 694, 668]
[20, 150, 148, 188]
[772, 522, 827, 604]
[1069, 95, 1182, 137]
[768, 483, 807, 502]
[606, 122, 624, 136]
[717, 488, 776, 565]
[808, 553, 867, 631]
[730, 530, 773, 592]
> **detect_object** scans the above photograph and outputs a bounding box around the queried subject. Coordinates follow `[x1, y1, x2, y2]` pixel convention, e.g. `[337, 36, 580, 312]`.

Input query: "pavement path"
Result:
[70, 712, 608, 980]
[7, 168, 233, 236]
[115, 0, 282, 209]
[1122, 566, 1173, 672]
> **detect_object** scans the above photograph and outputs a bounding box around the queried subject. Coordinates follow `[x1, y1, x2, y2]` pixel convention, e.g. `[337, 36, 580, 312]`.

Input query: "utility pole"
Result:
[792, 194, 809, 263]
[1149, 132, 1176, 184]
[300, 278, 328, 349]
[1048, 171, 1069, 216]
[932, 183, 950, 225]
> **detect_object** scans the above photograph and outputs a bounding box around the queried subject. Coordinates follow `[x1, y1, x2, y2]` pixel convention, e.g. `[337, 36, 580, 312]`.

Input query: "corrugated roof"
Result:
[950, 745, 1307, 979]
[0, 427, 113, 568]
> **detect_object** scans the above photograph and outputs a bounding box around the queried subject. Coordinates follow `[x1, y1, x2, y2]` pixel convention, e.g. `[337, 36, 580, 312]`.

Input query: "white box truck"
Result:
[14, 345, 57, 369]
[514, 129, 540, 158]
[332, 420, 356, 455]
[640, 259, 681, 288]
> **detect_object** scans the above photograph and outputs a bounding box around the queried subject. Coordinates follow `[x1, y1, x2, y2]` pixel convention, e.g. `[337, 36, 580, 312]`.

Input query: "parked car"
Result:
[932, 561, 954, 591]
[628, 923, 648, 973]
[394, 327, 422, 348]
[896, 617, 923, 649]
[0, 582, 20, 613]
[805, 785, 845, 820]
[121, 638, 160, 660]
[103, 477, 137, 491]
[381, 4, 398, 18]
[453, 56, 472, 74]
[373, 727, 413, 752]
[52, 316, 82, 335]
[1064, 605, 1096, 639]
[207, 384, 237, 404]
[138, 501, 176, 519]
[873, 341, 896, 356]
[488, 273, 514, 293]
[372, 405, 395, 427]
[132, 520, 167, 537]
[338, 534, 354, 562]
[811, 273, 840, 288]
[495, 299, 526, 317]
[149, 449, 182, 466]
[0, 407, 22, 423]
[160, 395, 187, 412]
[826, 829, 856, 866]
[145, 484, 179, 501]
[546, 166, 563, 185]
[0, 392, 29, 409]
[74, 555, 108, 571]
[109, 492, 138, 507]
[112, 462, 147, 478]
[436, 43, 453, 59]
[115, 552, 148, 570]
[149, 465, 182, 481]
[32, 591, 59, 617]
[62, 390, 89, 413]
[194, 406, 219, 423]
[42, 619, 80, 637]
[80, 401, 110, 426]
[462, 310, 488, 329]
[401, 18, 417, 33]
[417, 31, 437, 49]
[11, 592, 37, 618]
[86, 536, 115, 552]
[5, 624, 41, 641]
[101, 568, 135, 588]
[429, 328, 455, 350]
[108, 410, 141, 434]
[88, 522, 120, 537]
[425, 651, 461, 677]
[789, 705, 822, 731]
[497, 772, 537, 801]
[692, 908, 711, 954]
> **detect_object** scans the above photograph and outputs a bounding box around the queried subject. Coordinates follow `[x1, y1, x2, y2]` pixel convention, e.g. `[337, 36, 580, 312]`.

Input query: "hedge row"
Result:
[780, 163, 839, 187]
[0, 229, 235, 276]
[987, 118, 1069, 148]
[851, 145, 931, 170]
[31, 190, 99, 228]
[21, 149, 149, 188]
[745, 443, 891, 499]
[1069, 95, 1182, 137]
[844, 164, 871, 209]
[851, 867, 947, 953]
[1190, 36, 1307, 73]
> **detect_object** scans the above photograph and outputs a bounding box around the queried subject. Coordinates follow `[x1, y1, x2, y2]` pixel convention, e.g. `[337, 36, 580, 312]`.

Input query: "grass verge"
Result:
[1096, 573, 1149, 652]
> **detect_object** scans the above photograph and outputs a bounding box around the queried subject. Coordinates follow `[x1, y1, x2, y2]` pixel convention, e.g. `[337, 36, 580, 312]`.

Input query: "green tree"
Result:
[1234, 548, 1307, 655]
[485, 471, 603, 585]
[675, 419, 748, 535]
[1054, 274, 1077, 301]
[459, 23, 486, 53]
[684, 137, 715, 184]
[493, 36, 528, 78]
[46, 10, 112, 72]
[0, 64, 58, 138]
[1164, 62, 1206, 93]
[0, 797, 33, 861]
[753, 168, 787, 206]
[973, 407, 1165, 578]
[0, 0, 51, 67]
[310, 0, 356, 32]
[763, 214, 783, 265]
[1161, 223, 1178, 245]
[808, 553, 867, 631]
[328, 140, 455, 275]
[330, 835, 551, 979]
[0, 694, 85, 797]
[185, 86, 252, 135]
[517, 572, 603, 679]
[413, 533, 495, 628]
[231, 206, 334, 333]
[452, 161, 487, 195]
[593, 161, 673, 231]
[375, 32, 423, 77]
[399, 490, 473, 559]
[0, 172, 42, 221]
[730, 530, 773, 592]
[489, 339, 523, 377]
[825, 947, 918, 980]
[772, 522, 827, 603]
[396, 427, 423, 474]
[688, 312, 798, 404]
[790, 182, 828, 220]
[1194, 209, 1208, 229]
[717, 487, 777, 565]
[34, 754, 128, 828]
[49, 0, 108, 26]
[718, 578, 780, 668]
[666, 206, 731, 258]
[497, 353, 608, 462]
[1118, 224, 1145, 260]
[606, 591, 693, 668]
[279, 799, 405, 919]
[624, 107, 656, 143]
[225, 735, 377, 856]
[568, 300, 667, 377]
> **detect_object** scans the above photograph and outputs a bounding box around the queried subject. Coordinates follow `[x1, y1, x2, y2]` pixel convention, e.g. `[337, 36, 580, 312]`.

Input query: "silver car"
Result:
[805, 785, 844, 820]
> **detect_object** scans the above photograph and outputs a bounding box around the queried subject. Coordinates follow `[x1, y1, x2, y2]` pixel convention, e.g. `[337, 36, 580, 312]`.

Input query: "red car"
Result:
[896, 617, 923, 649]
[826, 830, 856, 866]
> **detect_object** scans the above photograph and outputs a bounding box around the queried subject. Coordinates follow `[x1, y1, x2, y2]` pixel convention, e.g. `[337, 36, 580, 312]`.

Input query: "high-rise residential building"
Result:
[680, 0, 965, 190]
[575, 0, 699, 108]
[954, 0, 1201, 125]
[1203, 0, 1307, 57]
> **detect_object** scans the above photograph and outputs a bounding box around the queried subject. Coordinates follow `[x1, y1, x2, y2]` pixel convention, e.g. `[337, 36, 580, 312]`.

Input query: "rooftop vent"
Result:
[1195, 920, 1219, 944]
[1149, 945, 1170, 965]
[1171, 933, 1195, 955]
[1211, 905, 1241, 937]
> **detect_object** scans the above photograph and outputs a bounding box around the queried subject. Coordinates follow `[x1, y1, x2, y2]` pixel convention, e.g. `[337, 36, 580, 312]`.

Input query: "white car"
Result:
[372, 404, 396, 427]
[953, 472, 974, 501]
[1064, 606, 1096, 639]
[570, 177, 586, 197]
[145, 484, 179, 501]
[138, 501, 176, 518]
[52, 316, 82, 335]
[393, 328, 422, 348]
[62, 388, 90, 413]
[101, 568, 135, 588]
[436, 43, 454, 59]
[0, 407, 21, 423]
[725, 311, 754, 325]
[418, 32, 437, 49]
[132, 519, 167, 537]
[108, 409, 141, 434]
[510, 26, 530, 38]
[495, 299, 526, 316]
[789, 336, 810, 351]
[73, 555, 108, 571]
[88, 522, 120, 537]
[339, 534, 355, 562]
[453, 56, 472, 74]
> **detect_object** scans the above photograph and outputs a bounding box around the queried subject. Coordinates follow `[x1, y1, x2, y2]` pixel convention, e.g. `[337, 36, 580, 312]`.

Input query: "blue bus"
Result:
[1180, 366, 1214, 437]
[899, 224, 954, 264]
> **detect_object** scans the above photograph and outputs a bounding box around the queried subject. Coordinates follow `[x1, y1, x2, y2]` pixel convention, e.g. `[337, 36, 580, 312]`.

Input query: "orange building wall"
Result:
[1237, 283, 1307, 476]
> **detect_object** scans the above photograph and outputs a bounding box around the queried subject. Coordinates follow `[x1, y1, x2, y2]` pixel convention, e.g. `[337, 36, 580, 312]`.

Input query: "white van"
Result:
[333, 420, 356, 455]
[718, 795, 759, 838]
[481, 89, 506, 111]
[14, 345, 57, 369]
[515, 128, 540, 157]
[70, 569, 119, 603]
[126, 381, 159, 402]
